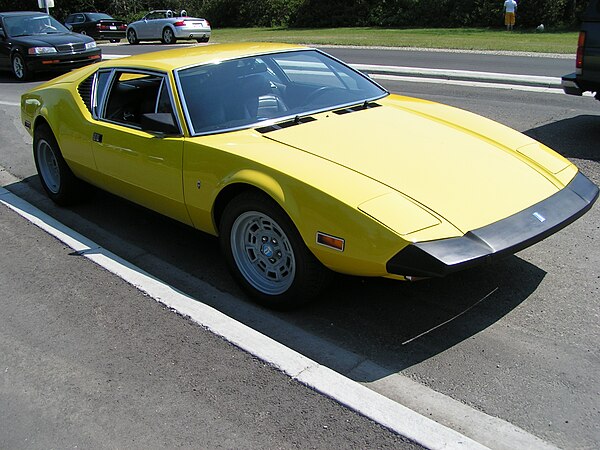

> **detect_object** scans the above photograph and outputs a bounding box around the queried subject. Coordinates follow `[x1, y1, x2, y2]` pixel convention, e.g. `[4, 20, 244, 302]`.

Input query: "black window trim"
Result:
[94, 67, 183, 135]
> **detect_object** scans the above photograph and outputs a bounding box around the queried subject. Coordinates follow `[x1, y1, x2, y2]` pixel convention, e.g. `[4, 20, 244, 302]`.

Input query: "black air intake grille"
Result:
[77, 75, 93, 113]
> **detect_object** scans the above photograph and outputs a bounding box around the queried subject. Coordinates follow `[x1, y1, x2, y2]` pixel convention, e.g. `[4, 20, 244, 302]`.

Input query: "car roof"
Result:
[100, 42, 306, 72]
[0, 11, 46, 18]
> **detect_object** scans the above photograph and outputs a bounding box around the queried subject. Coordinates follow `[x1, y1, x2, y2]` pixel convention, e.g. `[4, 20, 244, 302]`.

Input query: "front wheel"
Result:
[126, 29, 138, 44]
[11, 53, 29, 81]
[162, 27, 176, 44]
[33, 124, 83, 205]
[219, 192, 329, 309]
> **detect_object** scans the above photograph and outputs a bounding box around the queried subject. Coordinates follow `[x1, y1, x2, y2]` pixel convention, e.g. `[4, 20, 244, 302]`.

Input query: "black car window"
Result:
[4, 15, 69, 36]
[73, 14, 85, 23]
[102, 71, 176, 130]
[86, 13, 112, 21]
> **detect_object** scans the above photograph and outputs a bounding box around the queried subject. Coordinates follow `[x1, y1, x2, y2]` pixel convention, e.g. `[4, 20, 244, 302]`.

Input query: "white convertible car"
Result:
[126, 10, 210, 45]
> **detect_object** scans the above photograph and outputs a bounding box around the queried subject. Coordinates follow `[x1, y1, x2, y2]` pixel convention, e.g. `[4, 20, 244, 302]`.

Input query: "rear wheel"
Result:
[33, 124, 83, 205]
[162, 27, 176, 44]
[127, 29, 138, 44]
[11, 53, 29, 81]
[219, 191, 329, 309]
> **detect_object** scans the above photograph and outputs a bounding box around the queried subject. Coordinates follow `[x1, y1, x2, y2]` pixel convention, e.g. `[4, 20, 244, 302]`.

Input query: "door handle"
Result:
[92, 132, 103, 143]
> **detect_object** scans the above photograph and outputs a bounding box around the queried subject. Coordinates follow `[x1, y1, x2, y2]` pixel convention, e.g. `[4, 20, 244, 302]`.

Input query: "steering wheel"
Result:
[305, 86, 338, 104]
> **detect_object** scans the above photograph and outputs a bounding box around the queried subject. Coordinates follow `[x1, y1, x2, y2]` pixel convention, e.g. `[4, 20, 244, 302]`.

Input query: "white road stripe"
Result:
[0, 184, 486, 449]
[0, 100, 20, 106]
[371, 73, 596, 96]
[0, 178, 560, 450]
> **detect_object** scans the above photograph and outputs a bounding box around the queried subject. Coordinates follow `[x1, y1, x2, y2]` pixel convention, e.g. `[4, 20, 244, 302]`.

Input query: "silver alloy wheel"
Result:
[163, 28, 174, 43]
[12, 54, 24, 79]
[230, 211, 296, 295]
[36, 138, 61, 194]
[127, 29, 137, 44]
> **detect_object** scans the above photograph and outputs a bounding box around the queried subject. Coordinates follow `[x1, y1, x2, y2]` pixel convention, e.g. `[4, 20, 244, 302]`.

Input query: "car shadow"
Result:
[524, 114, 600, 162]
[5, 175, 546, 384]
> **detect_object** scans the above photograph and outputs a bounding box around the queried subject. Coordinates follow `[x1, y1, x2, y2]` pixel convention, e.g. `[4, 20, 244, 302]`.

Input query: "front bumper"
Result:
[387, 172, 599, 278]
[26, 49, 102, 72]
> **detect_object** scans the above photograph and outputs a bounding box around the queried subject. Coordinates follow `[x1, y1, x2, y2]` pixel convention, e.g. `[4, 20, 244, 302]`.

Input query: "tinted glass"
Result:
[86, 13, 113, 21]
[177, 50, 387, 134]
[4, 15, 69, 36]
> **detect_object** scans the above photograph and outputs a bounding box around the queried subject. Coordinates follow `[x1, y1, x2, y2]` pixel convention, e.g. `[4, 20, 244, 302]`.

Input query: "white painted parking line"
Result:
[0, 178, 562, 450]
[0, 185, 487, 450]
[0, 100, 20, 106]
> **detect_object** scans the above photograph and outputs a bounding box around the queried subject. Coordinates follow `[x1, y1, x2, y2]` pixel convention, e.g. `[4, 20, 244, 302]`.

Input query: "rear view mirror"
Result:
[140, 113, 179, 135]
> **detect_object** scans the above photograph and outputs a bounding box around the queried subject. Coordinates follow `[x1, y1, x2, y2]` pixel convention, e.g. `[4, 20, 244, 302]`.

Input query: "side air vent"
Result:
[256, 116, 316, 133]
[334, 101, 381, 115]
[77, 75, 94, 113]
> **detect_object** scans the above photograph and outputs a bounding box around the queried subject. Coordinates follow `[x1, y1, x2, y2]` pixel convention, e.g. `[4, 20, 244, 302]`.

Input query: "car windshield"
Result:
[177, 49, 387, 135]
[87, 13, 114, 21]
[4, 15, 69, 36]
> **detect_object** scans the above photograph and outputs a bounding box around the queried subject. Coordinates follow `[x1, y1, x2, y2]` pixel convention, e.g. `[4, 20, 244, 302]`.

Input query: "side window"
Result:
[102, 71, 174, 129]
[93, 70, 112, 117]
[75, 14, 85, 24]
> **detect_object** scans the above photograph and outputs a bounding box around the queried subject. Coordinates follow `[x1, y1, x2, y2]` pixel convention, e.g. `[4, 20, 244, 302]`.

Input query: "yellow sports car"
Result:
[21, 43, 598, 309]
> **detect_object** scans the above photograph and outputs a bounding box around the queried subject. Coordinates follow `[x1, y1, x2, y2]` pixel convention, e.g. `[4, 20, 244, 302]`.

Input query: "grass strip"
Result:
[211, 27, 578, 54]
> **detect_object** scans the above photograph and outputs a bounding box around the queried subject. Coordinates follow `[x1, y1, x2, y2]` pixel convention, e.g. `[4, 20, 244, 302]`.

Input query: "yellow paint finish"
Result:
[103, 42, 304, 73]
[91, 123, 191, 225]
[358, 192, 440, 235]
[516, 142, 571, 175]
[266, 100, 571, 234]
[182, 131, 410, 276]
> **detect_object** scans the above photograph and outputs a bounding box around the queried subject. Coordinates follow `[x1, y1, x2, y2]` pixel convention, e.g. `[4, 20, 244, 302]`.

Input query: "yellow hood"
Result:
[262, 96, 573, 233]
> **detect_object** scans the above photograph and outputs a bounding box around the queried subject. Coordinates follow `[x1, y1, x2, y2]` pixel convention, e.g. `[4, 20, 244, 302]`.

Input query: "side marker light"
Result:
[316, 232, 345, 251]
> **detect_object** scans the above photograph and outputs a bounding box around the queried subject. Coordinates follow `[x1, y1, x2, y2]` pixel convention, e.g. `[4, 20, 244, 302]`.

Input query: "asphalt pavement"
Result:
[0, 193, 420, 449]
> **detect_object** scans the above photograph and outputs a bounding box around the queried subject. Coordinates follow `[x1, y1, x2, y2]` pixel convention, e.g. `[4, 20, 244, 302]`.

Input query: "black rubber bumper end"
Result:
[386, 172, 599, 278]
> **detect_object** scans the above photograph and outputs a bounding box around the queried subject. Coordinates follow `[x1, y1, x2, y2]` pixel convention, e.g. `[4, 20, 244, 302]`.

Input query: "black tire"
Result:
[162, 27, 176, 44]
[11, 53, 29, 81]
[219, 191, 329, 309]
[196, 37, 209, 43]
[33, 124, 83, 205]
[127, 29, 138, 44]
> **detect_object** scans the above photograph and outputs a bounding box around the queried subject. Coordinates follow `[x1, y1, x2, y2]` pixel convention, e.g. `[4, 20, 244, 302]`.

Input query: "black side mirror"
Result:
[140, 113, 180, 135]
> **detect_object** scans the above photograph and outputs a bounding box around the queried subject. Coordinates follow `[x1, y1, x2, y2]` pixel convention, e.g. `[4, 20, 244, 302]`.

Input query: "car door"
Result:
[91, 69, 191, 225]
[150, 12, 167, 38]
[0, 20, 9, 70]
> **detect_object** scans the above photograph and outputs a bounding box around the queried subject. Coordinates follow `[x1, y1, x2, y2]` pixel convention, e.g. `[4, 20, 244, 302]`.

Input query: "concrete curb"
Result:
[351, 63, 562, 89]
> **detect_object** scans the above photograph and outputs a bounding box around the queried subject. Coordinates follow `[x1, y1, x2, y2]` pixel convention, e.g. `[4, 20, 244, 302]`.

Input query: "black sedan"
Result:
[64, 12, 127, 43]
[0, 11, 101, 81]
